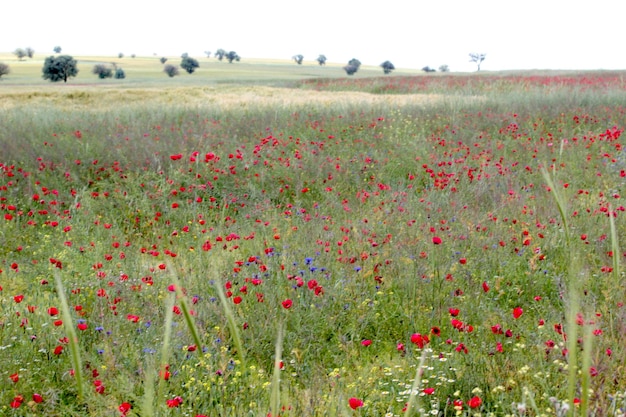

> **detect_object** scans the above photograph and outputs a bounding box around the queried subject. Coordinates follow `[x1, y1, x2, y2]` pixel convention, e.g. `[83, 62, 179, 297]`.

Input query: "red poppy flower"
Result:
[513, 307, 523, 319]
[468, 396, 482, 409]
[348, 397, 363, 410]
[119, 402, 131, 414]
[410, 333, 429, 348]
[127, 314, 140, 323]
[282, 299, 293, 309]
[10, 396, 23, 408]
[166, 396, 183, 407]
[32, 393, 43, 403]
[48, 307, 59, 316]
[10, 373, 19, 383]
[432, 236, 442, 245]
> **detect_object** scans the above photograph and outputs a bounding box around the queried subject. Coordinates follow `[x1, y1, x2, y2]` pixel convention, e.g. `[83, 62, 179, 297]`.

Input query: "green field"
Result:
[1, 54, 626, 416]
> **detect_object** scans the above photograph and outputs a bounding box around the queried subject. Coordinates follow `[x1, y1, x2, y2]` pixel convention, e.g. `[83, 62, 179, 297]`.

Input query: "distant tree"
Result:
[438, 64, 450, 72]
[42, 55, 79, 83]
[225, 51, 240, 63]
[348, 58, 361, 69]
[215, 49, 226, 61]
[180, 56, 200, 74]
[118, 53, 124, 58]
[160, 57, 168, 64]
[0, 63, 10, 79]
[14, 48, 27, 60]
[204, 51, 211, 58]
[380, 60, 395, 74]
[25, 47, 35, 58]
[343, 65, 359, 76]
[421, 66, 436, 73]
[131, 54, 136, 58]
[316, 54, 327, 66]
[114, 68, 126, 79]
[92, 64, 113, 79]
[343, 58, 361, 75]
[164, 64, 179, 77]
[181, 52, 189, 59]
[292, 54, 304, 65]
[469, 52, 486, 71]
[53, 46, 62, 53]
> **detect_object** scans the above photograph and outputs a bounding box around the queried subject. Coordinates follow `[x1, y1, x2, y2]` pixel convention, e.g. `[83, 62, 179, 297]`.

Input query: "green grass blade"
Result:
[403, 348, 428, 417]
[54, 271, 85, 402]
[156, 292, 176, 412]
[270, 322, 284, 416]
[214, 278, 246, 367]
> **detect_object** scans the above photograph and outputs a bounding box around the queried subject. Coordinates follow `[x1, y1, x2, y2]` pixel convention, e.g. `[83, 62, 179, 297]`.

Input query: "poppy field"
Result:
[2, 70, 626, 416]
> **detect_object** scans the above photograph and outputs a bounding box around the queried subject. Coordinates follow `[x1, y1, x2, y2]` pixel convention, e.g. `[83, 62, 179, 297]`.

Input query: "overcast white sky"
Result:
[3, 0, 624, 72]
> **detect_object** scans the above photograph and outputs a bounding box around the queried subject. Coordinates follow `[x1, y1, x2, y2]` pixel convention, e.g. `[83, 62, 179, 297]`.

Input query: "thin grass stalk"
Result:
[609, 204, 621, 296]
[541, 168, 571, 244]
[403, 348, 428, 417]
[580, 321, 593, 416]
[141, 360, 157, 417]
[607, 205, 621, 341]
[169, 270, 203, 351]
[214, 276, 246, 367]
[541, 167, 578, 414]
[54, 271, 84, 402]
[156, 292, 176, 412]
[270, 322, 285, 417]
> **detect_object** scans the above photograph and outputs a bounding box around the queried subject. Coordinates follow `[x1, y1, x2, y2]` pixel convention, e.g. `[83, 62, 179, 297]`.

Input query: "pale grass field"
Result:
[0, 52, 477, 110]
[0, 83, 477, 111]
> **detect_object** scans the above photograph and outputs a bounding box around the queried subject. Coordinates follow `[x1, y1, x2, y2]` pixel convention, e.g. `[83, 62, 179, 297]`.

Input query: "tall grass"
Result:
[2, 71, 626, 415]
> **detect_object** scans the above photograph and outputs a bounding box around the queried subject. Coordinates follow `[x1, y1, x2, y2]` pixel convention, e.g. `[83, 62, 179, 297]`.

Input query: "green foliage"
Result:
[25, 47, 35, 58]
[42, 55, 79, 83]
[226, 50, 240, 63]
[292, 54, 304, 65]
[92, 64, 113, 79]
[114, 67, 126, 79]
[343, 64, 358, 75]
[160, 57, 168, 64]
[180, 56, 200, 74]
[53, 45, 62, 53]
[381, 60, 395, 74]
[348, 58, 361, 68]
[14, 48, 27, 60]
[0, 62, 9, 79]
[215, 48, 226, 60]
[344, 58, 362, 75]
[316, 54, 327, 66]
[439, 64, 450, 72]
[118, 52, 124, 58]
[163, 63, 179, 77]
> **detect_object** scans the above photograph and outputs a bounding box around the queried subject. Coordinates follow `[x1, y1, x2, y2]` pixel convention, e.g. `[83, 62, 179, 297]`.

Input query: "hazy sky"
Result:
[3, 0, 624, 71]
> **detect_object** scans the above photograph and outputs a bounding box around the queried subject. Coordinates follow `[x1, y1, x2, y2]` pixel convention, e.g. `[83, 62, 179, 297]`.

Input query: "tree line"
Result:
[0, 46, 488, 82]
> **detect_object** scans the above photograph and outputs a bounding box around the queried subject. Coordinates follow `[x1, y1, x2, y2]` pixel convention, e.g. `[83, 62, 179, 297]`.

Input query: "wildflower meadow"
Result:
[1, 62, 626, 416]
